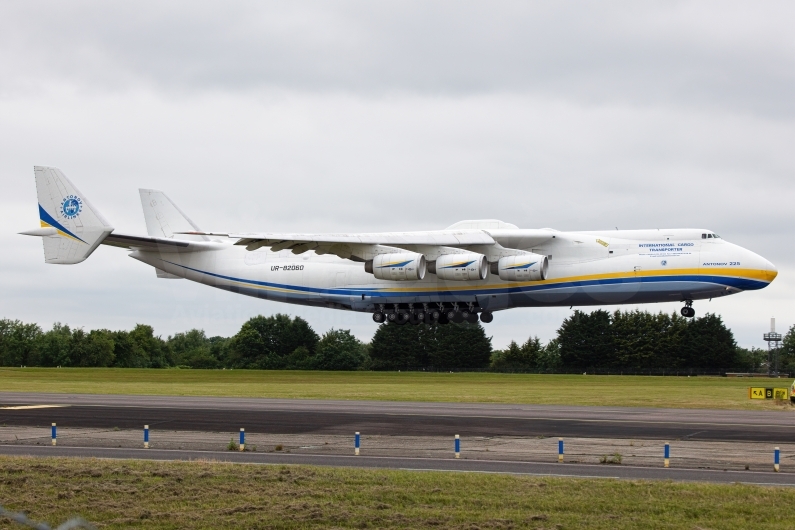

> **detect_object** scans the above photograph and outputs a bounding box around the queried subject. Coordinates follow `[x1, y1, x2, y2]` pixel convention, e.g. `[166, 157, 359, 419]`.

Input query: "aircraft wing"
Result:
[178, 230, 496, 250]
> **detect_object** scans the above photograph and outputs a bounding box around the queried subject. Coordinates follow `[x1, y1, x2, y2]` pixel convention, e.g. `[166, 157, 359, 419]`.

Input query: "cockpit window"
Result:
[702, 234, 707, 239]
[714, 234, 720, 238]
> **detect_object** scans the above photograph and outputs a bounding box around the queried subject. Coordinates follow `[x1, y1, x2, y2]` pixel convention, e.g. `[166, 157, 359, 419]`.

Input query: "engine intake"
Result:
[365, 253, 426, 281]
[492, 254, 548, 281]
[430, 253, 488, 281]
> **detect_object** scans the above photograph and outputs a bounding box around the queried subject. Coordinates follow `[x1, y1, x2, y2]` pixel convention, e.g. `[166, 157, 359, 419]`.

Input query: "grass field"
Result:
[2, 456, 794, 529]
[1, 368, 792, 410]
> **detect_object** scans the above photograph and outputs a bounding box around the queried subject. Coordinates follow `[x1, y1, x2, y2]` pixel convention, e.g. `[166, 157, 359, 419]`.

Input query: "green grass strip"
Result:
[2, 455, 794, 529]
[0, 368, 792, 410]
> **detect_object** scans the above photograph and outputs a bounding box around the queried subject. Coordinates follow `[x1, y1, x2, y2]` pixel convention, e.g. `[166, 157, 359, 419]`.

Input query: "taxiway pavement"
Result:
[0, 444, 792, 486]
[1, 392, 792, 442]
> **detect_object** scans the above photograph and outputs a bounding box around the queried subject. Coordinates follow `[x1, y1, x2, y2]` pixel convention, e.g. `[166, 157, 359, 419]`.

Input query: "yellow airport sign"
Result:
[749, 387, 789, 400]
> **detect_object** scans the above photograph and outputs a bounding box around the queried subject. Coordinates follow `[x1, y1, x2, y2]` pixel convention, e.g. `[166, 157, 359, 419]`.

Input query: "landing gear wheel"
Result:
[479, 311, 493, 323]
[409, 312, 423, 325]
[387, 312, 398, 323]
[451, 311, 464, 324]
[464, 311, 479, 324]
[680, 306, 695, 318]
[372, 312, 385, 323]
[395, 311, 409, 325]
[438, 313, 450, 325]
[428, 310, 441, 322]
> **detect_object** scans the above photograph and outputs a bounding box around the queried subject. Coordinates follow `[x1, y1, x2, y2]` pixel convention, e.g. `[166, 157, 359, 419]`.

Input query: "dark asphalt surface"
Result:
[1, 392, 793, 442]
[1, 444, 793, 486]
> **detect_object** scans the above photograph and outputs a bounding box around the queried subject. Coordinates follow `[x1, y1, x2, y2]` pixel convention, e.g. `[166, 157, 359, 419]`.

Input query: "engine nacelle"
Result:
[429, 253, 488, 281]
[365, 253, 426, 281]
[492, 254, 548, 281]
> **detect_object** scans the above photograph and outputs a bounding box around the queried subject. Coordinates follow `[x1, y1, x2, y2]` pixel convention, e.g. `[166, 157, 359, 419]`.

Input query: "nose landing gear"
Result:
[680, 300, 695, 318]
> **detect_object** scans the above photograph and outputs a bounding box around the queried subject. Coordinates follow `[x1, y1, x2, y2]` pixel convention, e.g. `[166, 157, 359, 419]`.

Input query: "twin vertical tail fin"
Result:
[21, 166, 114, 264]
[138, 189, 208, 242]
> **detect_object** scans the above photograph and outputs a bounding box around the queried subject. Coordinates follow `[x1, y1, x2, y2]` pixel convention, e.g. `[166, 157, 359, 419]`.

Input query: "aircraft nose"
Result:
[748, 249, 777, 283]
[762, 257, 778, 282]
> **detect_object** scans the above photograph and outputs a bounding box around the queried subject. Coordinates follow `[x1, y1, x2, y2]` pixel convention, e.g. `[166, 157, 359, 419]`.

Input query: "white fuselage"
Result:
[130, 228, 777, 313]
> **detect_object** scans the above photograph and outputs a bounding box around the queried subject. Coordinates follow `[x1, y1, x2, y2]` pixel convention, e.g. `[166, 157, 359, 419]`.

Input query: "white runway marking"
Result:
[0, 405, 69, 410]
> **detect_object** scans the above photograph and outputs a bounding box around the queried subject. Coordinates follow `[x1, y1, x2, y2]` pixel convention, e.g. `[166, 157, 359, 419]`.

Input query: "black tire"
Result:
[438, 313, 449, 325]
[452, 311, 464, 324]
[372, 312, 385, 323]
[429, 310, 441, 322]
[387, 312, 398, 322]
[680, 307, 690, 317]
[446, 310, 457, 321]
[480, 311, 493, 323]
[409, 312, 422, 325]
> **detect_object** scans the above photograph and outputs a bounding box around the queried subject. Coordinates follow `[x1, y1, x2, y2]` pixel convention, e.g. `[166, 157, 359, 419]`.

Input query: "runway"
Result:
[1, 392, 793, 442]
[0, 444, 792, 486]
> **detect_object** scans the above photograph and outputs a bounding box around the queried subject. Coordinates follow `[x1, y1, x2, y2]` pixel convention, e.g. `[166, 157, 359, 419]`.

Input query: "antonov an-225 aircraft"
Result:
[22, 167, 777, 324]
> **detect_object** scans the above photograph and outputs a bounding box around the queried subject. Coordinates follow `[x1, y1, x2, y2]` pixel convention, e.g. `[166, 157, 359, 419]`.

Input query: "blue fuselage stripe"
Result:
[163, 260, 769, 298]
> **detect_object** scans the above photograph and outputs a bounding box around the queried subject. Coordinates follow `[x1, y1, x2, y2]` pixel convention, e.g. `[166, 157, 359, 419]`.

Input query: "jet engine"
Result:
[365, 253, 426, 281]
[492, 254, 548, 281]
[429, 253, 488, 281]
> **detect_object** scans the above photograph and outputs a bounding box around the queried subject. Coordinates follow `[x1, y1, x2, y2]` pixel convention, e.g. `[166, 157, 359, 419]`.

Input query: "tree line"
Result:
[0, 310, 790, 373]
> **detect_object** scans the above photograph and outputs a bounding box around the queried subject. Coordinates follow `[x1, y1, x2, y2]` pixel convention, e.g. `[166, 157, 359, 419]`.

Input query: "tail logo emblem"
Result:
[61, 195, 83, 219]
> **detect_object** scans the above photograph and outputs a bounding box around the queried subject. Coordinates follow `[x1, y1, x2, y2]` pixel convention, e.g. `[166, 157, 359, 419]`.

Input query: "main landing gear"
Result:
[372, 304, 494, 325]
[680, 300, 695, 318]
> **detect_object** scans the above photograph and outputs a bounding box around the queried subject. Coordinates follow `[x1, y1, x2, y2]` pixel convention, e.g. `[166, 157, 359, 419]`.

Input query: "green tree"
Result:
[168, 329, 220, 368]
[557, 310, 614, 372]
[431, 323, 492, 370]
[490, 337, 545, 373]
[678, 313, 738, 372]
[110, 330, 144, 367]
[309, 329, 367, 370]
[369, 323, 429, 370]
[369, 322, 491, 371]
[612, 311, 688, 372]
[537, 339, 562, 373]
[70, 329, 115, 367]
[779, 325, 795, 375]
[37, 323, 74, 367]
[0, 319, 42, 367]
[228, 314, 319, 369]
[735, 346, 767, 373]
[130, 324, 170, 368]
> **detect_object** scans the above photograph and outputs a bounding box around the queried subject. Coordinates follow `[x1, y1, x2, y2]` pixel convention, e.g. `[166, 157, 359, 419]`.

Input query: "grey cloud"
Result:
[1, 1, 793, 117]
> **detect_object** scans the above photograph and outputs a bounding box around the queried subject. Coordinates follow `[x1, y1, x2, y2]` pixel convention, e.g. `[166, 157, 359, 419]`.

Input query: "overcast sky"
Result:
[1, 1, 793, 349]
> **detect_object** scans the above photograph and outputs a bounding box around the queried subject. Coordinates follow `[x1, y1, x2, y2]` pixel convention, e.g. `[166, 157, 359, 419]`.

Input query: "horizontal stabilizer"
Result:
[102, 232, 225, 253]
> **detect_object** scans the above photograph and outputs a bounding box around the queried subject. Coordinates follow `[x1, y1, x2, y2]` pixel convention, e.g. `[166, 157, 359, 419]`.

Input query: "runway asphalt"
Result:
[1, 392, 793, 442]
[1, 444, 792, 486]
